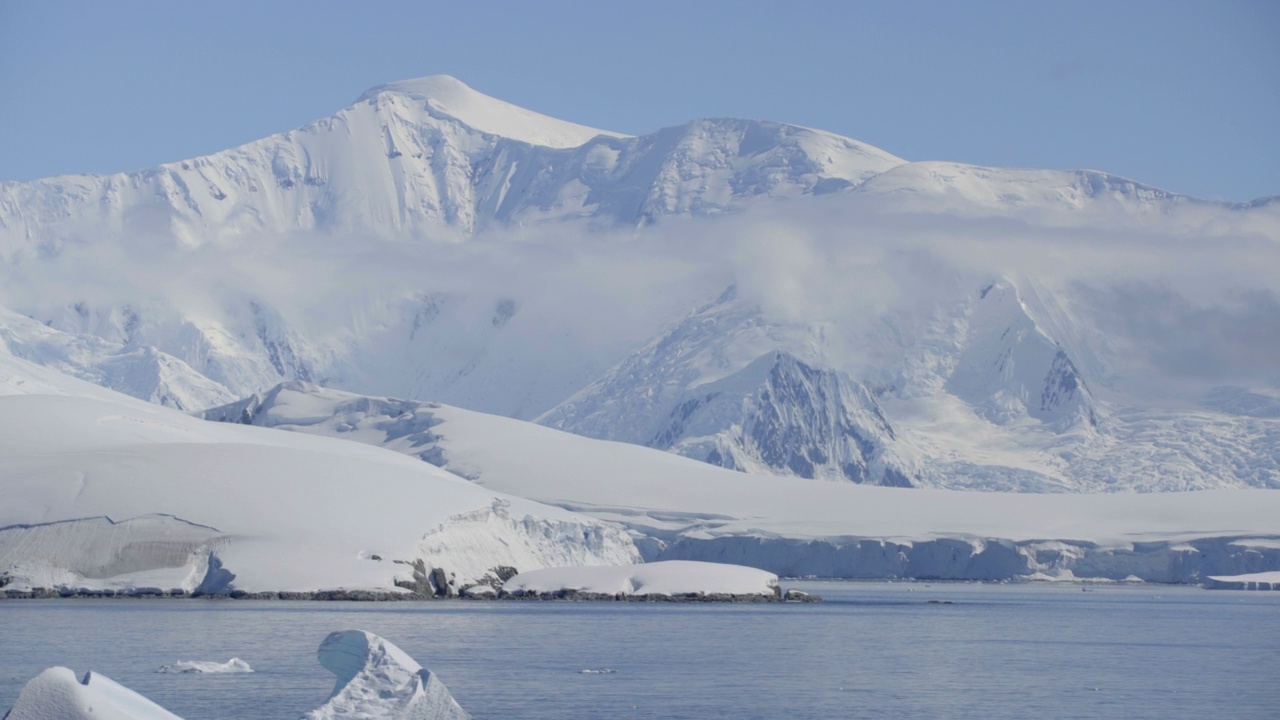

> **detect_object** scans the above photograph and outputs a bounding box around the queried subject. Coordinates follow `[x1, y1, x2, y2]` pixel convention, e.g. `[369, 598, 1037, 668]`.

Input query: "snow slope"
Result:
[198, 382, 1280, 582]
[0, 75, 904, 257]
[0, 307, 234, 410]
[0, 359, 638, 596]
[537, 287, 921, 485]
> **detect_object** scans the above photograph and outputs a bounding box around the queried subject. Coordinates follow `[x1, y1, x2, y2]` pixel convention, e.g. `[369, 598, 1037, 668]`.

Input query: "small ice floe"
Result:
[578, 668, 617, 674]
[156, 658, 254, 674]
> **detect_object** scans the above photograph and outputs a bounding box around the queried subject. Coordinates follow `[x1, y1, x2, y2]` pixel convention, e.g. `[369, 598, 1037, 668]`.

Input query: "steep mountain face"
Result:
[35, 295, 326, 401]
[538, 288, 919, 485]
[0, 307, 234, 410]
[0, 75, 904, 261]
[649, 350, 918, 486]
[945, 280, 1099, 430]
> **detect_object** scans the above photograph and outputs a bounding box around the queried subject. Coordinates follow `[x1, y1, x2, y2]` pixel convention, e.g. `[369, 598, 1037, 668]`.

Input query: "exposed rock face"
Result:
[540, 288, 919, 485]
[653, 351, 918, 486]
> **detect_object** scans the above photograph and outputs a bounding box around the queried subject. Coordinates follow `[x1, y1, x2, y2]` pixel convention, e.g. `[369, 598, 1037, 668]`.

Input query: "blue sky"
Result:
[1, 0, 1276, 201]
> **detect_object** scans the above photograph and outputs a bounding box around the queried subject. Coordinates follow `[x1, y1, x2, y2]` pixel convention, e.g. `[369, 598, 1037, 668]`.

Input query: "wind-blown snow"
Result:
[357, 75, 627, 149]
[502, 561, 779, 597]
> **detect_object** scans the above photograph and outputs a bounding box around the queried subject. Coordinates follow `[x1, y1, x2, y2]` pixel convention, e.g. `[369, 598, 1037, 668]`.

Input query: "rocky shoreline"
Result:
[2, 587, 822, 602]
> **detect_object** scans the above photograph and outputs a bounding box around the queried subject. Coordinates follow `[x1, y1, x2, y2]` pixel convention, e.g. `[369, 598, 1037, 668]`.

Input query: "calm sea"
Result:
[1, 581, 1276, 719]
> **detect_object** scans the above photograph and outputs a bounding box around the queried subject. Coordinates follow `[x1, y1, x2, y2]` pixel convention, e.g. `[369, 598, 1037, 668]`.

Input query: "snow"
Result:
[155, 659, 253, 674]
[304, 630, 469, 720]
[1204, 571, 1280, 590]
[357, 75, 627, 149]
[2, 667, 183, 720]
[1207, 571, 1280, 584]
[195, 381, 1280, 582]
[502, 560, 779, 597]
[0, 307, 235, 411]
[0, 356, 639, 595]
[0, 74, 1276, 501]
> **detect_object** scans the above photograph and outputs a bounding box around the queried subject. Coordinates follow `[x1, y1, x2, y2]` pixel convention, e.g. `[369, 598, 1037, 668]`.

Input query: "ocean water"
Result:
[1, 581, 1277, 719]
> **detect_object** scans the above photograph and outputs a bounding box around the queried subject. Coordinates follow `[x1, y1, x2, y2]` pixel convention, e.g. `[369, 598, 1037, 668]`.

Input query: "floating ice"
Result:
[3, 666, 183, 720]
[156, 658, 253, 674]
[4, 631, 470, 720]
[303, 630, 470, 720]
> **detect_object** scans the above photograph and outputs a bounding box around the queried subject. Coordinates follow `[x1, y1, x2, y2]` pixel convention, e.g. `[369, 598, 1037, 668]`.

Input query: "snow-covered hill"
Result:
[537, 287, 920, 485]
[198, 382, 1280, 583]
[0, 357, 637, 596]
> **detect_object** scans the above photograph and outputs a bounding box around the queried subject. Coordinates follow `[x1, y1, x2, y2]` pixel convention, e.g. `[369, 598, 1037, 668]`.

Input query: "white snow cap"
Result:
[304, 630, 470, 720]
[3, 667, 183, 720]
[357, 74, 630, 148]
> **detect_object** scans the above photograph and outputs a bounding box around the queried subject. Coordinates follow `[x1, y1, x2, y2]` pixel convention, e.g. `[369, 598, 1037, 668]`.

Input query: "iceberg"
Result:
[304, 630, 469, 720]
[3, 666, 183, 720]
[4, 631, 469, 720]
[155, 658, 253, 674]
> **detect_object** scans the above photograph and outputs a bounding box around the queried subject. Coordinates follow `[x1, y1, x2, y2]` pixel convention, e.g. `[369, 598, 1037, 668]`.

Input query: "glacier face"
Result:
[0, 75, 1276, 494]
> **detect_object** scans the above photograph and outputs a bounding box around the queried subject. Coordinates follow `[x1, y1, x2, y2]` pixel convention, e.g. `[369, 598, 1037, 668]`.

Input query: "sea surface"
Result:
[1, 581, 1277, 719]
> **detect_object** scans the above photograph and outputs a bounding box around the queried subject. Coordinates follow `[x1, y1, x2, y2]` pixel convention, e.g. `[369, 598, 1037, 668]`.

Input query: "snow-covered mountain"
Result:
[0, 306, 234, 410]
[0, 74, 904, 260]
[0, 75, 1276, 494]
[945, 280, 1098, 430]
[537, 287, 920, 485]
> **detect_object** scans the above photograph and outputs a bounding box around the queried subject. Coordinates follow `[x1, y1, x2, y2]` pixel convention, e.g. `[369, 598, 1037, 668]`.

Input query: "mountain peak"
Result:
[356, 74, 630, 149]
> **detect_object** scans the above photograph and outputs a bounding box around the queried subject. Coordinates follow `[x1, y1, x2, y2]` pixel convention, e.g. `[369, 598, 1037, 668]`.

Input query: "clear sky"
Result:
[1, 0, 1276, 201]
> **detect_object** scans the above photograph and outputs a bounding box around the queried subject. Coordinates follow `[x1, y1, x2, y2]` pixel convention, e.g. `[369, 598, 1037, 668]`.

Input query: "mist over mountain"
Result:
[2, 75, 1277, 492]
